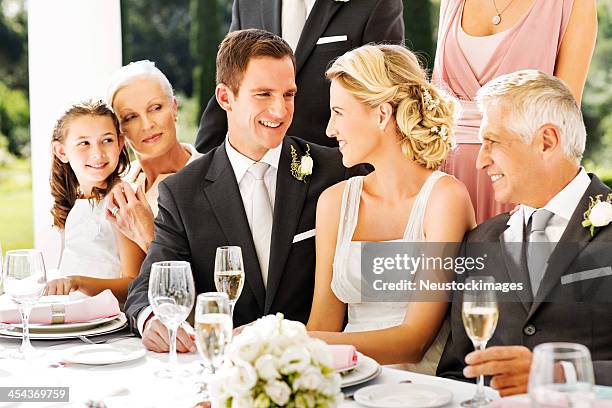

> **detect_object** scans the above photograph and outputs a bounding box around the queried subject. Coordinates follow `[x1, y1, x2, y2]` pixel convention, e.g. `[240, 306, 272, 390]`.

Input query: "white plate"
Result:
[63, 343, 146, 365]
[354, 384, 453, 408]
[0, 313, 127, 340]
[341, 353, 381, 388]
[9, 314, 120, 333]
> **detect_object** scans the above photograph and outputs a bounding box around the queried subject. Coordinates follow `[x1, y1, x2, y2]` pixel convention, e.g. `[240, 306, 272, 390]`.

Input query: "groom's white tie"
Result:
[283, 0, 307, 51]
[249, 162, 273, 288]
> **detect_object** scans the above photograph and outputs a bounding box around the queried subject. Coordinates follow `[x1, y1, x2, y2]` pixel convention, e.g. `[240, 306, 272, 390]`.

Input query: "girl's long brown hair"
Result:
[50, 100, 130, 229]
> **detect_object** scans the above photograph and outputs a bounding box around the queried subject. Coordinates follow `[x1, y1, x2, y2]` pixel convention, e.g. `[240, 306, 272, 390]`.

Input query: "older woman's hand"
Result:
[107, 181, 155, 252]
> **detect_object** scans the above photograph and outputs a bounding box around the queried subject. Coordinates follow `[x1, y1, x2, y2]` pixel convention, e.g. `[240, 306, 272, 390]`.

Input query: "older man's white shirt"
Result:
[504, 167, 591, 243]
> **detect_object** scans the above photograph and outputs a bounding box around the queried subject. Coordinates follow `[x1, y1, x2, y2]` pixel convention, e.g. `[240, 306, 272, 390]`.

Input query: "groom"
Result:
[124, 29, 349, 352]
[437, 70, 612, 393]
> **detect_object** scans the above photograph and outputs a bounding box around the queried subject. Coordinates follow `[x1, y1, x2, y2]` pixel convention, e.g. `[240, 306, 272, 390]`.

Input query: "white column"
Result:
[28, 0, 122, 270]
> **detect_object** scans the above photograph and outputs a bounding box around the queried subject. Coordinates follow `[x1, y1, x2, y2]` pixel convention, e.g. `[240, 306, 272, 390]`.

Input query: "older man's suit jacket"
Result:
[195, 0, 404, 152]
[125, 137, 348, 329]
[437, 174, 612, 386]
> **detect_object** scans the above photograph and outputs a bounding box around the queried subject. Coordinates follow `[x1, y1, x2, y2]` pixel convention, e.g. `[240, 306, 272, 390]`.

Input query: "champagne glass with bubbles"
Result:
[3, 249, 47, 359]
[461, 276, 499, 407]
[148, 261, 195, 379]
[194, 292, 232, 398]
[214, 246, 244, 320]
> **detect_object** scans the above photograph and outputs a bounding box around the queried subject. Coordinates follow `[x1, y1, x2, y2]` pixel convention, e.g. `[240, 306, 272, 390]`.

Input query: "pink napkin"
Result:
[0, 289, 120, 325]
[329, 344, 358, 371]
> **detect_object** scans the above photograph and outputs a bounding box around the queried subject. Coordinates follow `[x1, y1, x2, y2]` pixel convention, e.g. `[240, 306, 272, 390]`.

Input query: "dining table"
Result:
[0, 324, 501, 408]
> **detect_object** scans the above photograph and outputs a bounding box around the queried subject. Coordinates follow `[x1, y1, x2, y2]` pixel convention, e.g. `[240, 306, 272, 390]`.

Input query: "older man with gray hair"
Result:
[437, 69, 612, 396]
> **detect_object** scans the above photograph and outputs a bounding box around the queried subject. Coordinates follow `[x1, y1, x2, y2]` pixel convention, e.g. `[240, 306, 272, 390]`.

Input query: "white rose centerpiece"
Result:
[210, 313, 342, 407]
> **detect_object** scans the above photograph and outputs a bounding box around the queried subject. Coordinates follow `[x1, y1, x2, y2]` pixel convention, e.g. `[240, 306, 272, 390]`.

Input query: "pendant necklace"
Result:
[491, 0, 515, 25]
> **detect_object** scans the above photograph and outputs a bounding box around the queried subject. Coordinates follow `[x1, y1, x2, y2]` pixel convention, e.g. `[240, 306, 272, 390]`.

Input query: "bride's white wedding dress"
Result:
[331, 171, 450, 375]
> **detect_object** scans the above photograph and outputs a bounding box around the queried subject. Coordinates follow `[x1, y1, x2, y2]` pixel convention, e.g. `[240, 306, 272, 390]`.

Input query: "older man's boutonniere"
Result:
[582, 193, 612, 236]
[290, 144, 313, 182]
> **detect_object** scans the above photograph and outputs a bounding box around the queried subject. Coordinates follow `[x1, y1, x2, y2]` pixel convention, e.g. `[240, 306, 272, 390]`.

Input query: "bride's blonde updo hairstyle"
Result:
[326, 44, 457, 169]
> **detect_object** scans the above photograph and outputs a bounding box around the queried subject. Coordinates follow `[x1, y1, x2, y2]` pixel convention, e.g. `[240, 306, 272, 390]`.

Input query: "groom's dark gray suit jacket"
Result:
[195, 0, 404, 152]
[124, 137, 348, 330]
[437, 174, 612, 386]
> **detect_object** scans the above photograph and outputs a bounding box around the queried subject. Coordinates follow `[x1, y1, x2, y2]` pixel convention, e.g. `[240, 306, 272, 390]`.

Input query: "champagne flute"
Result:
[461, 276, 499, 407]
[148, 261, 195, 379]
[213, 246, 244, 320]
[3, 249, 47, 359]
[529, 343, 595, 408]
[194, 292, 232, 398]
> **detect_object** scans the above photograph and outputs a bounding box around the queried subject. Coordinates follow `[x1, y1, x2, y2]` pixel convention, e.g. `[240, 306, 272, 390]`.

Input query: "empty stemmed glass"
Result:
[213, 246, 245, 320]
[529, 342, 595, 408]
[461, 276, 499, 407]
[194, 292, 232, 398]
[148, 261, 195, 379]
[3, 249, 47, 359]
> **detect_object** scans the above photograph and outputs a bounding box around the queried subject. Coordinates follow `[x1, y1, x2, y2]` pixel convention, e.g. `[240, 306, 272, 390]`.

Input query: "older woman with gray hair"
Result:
[46, 61, 201, 305]
[105, 60, 202, 253]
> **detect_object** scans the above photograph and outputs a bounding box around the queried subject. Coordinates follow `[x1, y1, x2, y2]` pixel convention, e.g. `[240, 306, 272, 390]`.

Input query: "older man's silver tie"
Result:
[526, 209, 554, 296]
[249, 162, 273, 288]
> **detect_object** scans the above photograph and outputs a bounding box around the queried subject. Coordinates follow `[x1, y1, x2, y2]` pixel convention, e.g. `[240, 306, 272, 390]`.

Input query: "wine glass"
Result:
[3, 249, 47, 359]
[148, 260, 195, 379]
[194, 292, 232, 398]
[213, 246, 244, 320]
[461, 275, 499, 407]
[529, 343, 595, 408]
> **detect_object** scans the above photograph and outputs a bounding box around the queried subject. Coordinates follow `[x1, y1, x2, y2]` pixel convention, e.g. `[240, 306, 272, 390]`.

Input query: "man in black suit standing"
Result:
[125, 29, 349, 353]
[437, 70, 612, 394]
[195, 0, 404, 152]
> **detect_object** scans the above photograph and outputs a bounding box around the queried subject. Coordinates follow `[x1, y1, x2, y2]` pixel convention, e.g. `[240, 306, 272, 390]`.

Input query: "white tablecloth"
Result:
[0, 336, 499, 408]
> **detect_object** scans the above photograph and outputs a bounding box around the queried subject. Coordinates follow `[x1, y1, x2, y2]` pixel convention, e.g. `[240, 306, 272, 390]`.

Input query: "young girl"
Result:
[46, 100, 145, 302]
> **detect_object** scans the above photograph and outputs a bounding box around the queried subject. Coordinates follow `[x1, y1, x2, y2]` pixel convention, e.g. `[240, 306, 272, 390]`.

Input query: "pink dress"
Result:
[433, 0, 574, 224]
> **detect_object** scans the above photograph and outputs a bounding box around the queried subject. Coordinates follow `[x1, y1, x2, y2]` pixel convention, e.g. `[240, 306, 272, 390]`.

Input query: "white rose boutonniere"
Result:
[582, 193, 612, 236]
[290, 144, 313, 182]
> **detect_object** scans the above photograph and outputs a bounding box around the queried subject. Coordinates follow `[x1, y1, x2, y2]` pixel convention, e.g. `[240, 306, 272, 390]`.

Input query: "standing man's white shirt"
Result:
[282, 0, 317, 50]
[504, 168, 591, 243]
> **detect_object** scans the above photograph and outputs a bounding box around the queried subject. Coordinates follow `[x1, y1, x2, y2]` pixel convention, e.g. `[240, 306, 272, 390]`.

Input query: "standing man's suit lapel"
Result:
[527, 175, 609, 320]
[261, 0, 345, 75]
[261, 0, 281, 35]
[265, 139, 310, 313]
[203, 145, 266, 313]
[295, 0, 344, 75]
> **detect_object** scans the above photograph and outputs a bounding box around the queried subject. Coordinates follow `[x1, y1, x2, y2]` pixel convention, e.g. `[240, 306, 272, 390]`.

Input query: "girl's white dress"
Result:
[331, 172, 451, 375]
[58, 198, 120, 279]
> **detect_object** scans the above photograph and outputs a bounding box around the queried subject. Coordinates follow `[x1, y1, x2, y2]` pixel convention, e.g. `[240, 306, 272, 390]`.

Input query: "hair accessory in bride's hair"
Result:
[422, 87, 440, 111]
[430, 125, 449, 141]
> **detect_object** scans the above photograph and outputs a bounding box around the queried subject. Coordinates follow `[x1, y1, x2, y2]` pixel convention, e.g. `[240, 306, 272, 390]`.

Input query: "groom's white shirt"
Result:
[225, 137, 282, 224]
[504, 167, 590, 243]
[136, 139, 283, 335]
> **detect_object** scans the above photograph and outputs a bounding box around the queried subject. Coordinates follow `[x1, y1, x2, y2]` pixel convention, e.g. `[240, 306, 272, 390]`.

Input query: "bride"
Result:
[306, 44, 476, 375]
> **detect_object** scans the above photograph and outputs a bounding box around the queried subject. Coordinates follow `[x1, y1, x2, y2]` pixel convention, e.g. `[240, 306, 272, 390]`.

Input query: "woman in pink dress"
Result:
[433, 0, 597, 223]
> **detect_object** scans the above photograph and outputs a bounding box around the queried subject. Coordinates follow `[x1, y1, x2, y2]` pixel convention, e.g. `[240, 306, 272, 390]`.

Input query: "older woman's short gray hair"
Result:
[106, 60, 174, 107]
[476, 69, 586, 165]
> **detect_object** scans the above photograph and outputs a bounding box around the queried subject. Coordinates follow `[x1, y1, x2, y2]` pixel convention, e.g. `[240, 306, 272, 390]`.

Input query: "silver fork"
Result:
[77, 334, 136, 345]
